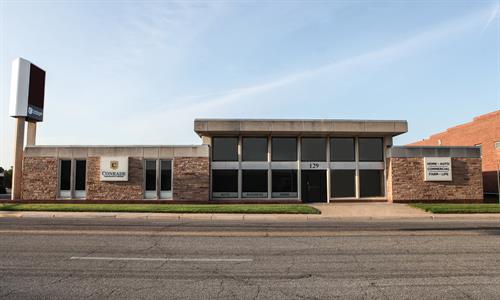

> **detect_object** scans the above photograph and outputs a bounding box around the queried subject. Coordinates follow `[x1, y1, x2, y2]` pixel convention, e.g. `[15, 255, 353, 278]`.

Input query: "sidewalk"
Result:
[2, 203, 500, 221]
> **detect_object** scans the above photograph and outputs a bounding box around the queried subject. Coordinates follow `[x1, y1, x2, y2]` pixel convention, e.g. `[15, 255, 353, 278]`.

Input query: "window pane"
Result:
[272, 138, 297, 161]
[242, 170, 268, 197]
[60, 160, 71, 190]
[212, 170, 238, 197]
[272, 170, 297, 198]
[242, 137, 268, 161]
[145, 160, 156, 191]
[301, 138, 326, 161]
[75, 160, 86, 191]
[359, 138, 384, 161]
[212, 137, 238, 161]
[331, 170, 355, 197]
[360, 170, 383, 197]
[160, 160, 172, 191]
[331, 138, 355, 161]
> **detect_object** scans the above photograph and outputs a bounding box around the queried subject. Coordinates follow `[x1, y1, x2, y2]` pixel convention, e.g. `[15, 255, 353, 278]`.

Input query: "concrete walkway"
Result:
[311, 203, 431, 218]
[2, 203, 500, 221]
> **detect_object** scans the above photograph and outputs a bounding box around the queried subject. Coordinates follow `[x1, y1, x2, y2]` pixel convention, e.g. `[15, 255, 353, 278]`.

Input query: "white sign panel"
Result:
[424, 157, 452, 181]
[100, 157, 129, 181]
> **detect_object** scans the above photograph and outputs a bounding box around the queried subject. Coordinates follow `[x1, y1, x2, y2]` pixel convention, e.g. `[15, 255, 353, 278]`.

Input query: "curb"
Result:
[3, 211, 500, 221]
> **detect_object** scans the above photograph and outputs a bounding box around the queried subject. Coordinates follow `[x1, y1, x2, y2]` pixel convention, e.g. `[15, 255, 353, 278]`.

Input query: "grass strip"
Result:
[410, 203, 500, 214]
[0, 203, 320, 214]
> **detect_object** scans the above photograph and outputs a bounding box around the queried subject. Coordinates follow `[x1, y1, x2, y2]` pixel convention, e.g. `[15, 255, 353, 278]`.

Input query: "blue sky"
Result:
[1, 0, 499, 167]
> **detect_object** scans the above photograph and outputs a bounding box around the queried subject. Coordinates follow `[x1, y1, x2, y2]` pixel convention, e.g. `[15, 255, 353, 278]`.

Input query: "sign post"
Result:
[9, 58, 46, 200]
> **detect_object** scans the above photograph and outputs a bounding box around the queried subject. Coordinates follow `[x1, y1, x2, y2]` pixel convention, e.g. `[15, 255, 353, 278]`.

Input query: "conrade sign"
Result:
[100, 157, 129, 181]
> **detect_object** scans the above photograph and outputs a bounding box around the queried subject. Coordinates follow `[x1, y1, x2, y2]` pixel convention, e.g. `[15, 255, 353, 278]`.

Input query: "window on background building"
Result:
[242, 137, 268, 161]
[74, 160, 86, 198]
[212, 137, 238, 161]
[359, 170, 383, 197]
[160, 160, 172, 199]
[331, 170, 355, 198]
[495, 141, 500, 149]
[144, 160, 157, 199]
[330, 138, 355, 161]
[301, 138, 326, 161]
[272, 170, 298, 198]
[359, 138, 384, 161]
[272, 137, 297, 161]
[212, 170, 238, 198]
[242, 170, 268, 198]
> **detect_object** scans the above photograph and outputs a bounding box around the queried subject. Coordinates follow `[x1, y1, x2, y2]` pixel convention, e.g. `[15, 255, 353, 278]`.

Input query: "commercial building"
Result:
[6, 58, 484, 204]
[410, 110, 499, 196]
[18, 119, 483, 203]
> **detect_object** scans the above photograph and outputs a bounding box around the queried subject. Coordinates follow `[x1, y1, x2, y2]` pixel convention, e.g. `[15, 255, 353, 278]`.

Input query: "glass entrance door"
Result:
[301, 170, 327, 203]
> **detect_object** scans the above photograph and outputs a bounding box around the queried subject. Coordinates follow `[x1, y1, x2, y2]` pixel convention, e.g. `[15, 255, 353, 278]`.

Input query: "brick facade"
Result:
[387, 157, 483, 203]
[173, 157, 210, 201]
[19, 155, 210, 201]
[86, 157, 144, 200]
[21, 157, 58, 200]
[410, 110, 499, 194]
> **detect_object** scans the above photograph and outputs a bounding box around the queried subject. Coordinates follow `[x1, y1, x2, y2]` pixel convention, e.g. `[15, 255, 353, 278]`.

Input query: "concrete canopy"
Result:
[194, 119, 408, 137]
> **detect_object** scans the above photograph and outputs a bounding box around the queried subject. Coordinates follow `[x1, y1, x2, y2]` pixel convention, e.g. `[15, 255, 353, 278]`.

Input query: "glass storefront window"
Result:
[145, 160, 157, 192]
[242, 170, 268, 198]
[359, 138, 384, 161]
[330, 138, 355, 161]
[331, 170, 355, 197]
[160, 160, 172, 191]
[212, 170, 238, 198]
[272, 170, 298, 198]
[242, 137, 268, 161]
[59, 160, 71, 191]
[212, 137, 238, 161]
[301, 138, 326, 161]
[74, 160, 86, 191]
[272, 137, 297, 161]
[359, 170, 383, 197]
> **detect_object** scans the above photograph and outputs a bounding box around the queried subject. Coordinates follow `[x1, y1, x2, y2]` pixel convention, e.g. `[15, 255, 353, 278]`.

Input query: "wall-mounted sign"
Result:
[9, 58, 45, 122]
[100, 157, 129, 181]
[424, 157, 452, 181]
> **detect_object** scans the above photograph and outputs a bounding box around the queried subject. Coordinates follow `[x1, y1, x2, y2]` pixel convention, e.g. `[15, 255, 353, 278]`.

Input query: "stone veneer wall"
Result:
[173, 157, 210, 201]
[387, 157, 483, 203]
[86, 157, 144, 200]
[21, 157, 58, 200]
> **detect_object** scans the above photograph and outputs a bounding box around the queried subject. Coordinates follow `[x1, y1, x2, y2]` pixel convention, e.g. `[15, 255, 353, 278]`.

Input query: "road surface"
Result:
[1, 217, 500, 299]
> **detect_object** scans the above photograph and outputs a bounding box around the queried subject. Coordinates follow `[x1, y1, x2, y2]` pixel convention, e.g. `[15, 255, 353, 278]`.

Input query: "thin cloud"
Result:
[149, 5, 492, 117]
[481, 2, 499, 34]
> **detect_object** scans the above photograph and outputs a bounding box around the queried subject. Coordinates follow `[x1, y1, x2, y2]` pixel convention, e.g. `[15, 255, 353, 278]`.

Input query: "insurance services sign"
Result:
[100, 157, 129, 181]
[424, 157, 452, 181]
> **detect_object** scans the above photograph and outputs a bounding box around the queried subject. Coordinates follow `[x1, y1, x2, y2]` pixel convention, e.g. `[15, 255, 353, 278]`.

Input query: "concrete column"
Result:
[267, 135, 272, 199]
[26, 121, 37, 146]
[238, 136, 242, 200]
[11, 117, 26, 200]
[326, 137, 331, 203]
[355, 137, 360, 199]
[297, 137, 301, 200]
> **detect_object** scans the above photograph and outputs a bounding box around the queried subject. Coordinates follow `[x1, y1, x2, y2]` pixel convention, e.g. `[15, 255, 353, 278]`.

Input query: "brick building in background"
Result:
[410, 110, 500, 196]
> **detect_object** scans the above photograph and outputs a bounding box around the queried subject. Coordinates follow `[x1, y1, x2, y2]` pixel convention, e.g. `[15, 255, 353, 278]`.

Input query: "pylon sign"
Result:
[9, 58, 45, 122]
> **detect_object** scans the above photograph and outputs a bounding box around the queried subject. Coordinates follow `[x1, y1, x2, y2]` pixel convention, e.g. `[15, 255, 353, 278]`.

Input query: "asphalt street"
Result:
[1, 217, 500, 299]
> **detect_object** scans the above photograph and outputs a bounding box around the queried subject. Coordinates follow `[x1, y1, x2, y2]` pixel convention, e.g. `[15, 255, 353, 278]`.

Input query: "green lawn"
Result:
[411, 203, 500, 214]
[0, 203, 320, 214]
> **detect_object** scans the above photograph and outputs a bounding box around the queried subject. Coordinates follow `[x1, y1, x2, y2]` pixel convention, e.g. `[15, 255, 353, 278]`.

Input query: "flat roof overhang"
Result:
[194, 119, 408, 137]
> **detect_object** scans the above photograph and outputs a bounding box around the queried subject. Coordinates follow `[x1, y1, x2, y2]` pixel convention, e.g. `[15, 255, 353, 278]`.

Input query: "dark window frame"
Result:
[242, 137, 268, 162]
[301, 137, 327, 162]
[271, 169, 298, 198]
[358, 137, 384, 162]
[212, 137, 239, 162]
[58, 159, 87, 198]
[330, 137, 355, 162]
[271, 137, 298, 162]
